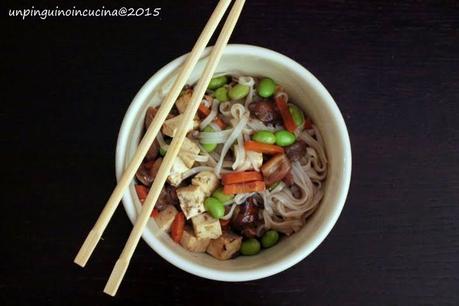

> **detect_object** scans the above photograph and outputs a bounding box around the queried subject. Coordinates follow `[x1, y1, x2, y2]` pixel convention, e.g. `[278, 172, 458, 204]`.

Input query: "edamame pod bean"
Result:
[214, 86, 229, 102]
[261, 230, 279, 248]
[240, 238, 261, 256]
[275, 130, 296, 147]
[212, 187, 234, 204]
[288, 104, 305, 127]
[228, 84, 250, 100]
[201, 126, 218, 152]
[252, 130, 276, 144]
[204, 197, 225, 219]
[159, 147, 167, 156]
[257, 78, 276, 98]
[208, 76, 228, 90]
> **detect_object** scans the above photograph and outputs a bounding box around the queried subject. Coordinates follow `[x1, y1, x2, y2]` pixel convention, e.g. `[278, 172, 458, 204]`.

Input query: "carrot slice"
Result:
[171, 212, 185, 243]
[244, 140, 284, 155]
[275, 95, 297, 132]
[213, 116, 227, 129]
[223, 181, 266, 195]
[135, 184, 149, 203]
[222, 171, 263, 185]
[151, 208, 159, 219]
[198, 103, 211, 118]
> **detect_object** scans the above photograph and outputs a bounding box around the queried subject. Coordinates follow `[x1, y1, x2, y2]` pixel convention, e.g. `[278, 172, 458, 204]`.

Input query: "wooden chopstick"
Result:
[103, 0, 246, 296]
[74, 0, 232, 268]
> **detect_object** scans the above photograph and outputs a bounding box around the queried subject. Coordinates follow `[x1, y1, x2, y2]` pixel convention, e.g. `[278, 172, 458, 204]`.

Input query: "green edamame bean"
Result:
[252, 130, 276, 144]
[261, 230, 279, 248]
[214, 86, 229, 102]
[228, 84, 250, 100]
[288, 104, 305, 127]
[159, 147, 167, 156]
[240, 238, 261, 256]
[204, 197, 225, 219]
[208, 76, 228, 90]
[201, 126, 218, 153]
[257, 78, 276, 98]
[275, 130, 296, 147]
[212, 187, 234, 204]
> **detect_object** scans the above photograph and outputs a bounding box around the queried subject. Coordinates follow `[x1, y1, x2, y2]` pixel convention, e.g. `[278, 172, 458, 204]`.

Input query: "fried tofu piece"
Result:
[191, 171, 219, 197]
[178, 138, 200, 168]
[154, 205, 178, 233]
[175, 90, 192, 113]
[192, 213, 222, 240]
[179, 226, 211, 252]
[234, 147, 263, 171]
[167, 157, 189, 187]
[177, 185, 205, 219]
[206, 231, 242, 260]
[162, 114, 200, 137]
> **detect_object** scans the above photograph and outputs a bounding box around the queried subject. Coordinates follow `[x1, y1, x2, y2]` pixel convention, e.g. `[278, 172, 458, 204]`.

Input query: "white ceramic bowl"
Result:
[116, 44, 351, 281]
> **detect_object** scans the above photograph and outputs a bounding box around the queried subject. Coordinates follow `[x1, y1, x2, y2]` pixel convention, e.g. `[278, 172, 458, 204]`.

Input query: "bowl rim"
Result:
[115, 44, 352, 281]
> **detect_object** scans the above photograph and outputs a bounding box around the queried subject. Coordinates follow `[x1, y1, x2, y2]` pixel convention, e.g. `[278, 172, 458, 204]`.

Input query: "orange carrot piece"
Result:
[198, 103, 211, 118]
[223, 181, 266, 195]
[213, 116, 227, 129]
[135, 184, 149, 203]
[151, 208, 159, 219]
[244, 140, 284, 155]
[171, 212, 185, 243]
[222, 171, 263, 185]
[275, 96, 297, 132]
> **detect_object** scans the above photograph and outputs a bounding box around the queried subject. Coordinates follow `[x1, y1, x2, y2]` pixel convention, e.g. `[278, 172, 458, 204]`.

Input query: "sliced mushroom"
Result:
[248, 100, 281, 123]
[231, 197, 259, 231]
[135, 157, 162, 186]
[261, 154, 291, 186]
[285, 140, 307, 162]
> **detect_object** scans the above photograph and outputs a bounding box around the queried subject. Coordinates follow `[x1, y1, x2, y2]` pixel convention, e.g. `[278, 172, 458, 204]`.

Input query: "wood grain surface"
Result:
[2, 1, 459, 305]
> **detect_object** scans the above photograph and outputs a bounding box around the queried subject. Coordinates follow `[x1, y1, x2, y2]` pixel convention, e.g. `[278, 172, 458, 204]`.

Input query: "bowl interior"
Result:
[117, 45, 351, 281]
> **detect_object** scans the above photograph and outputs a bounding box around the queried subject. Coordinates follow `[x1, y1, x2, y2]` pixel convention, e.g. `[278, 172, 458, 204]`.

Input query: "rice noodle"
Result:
[238, 76, 255, 109]
[200, 99, 220, 129]
[214, 106, 250, 177]
[199, 129, 233, 144]
[219, 101, 232, 117]
[275, 91, 289, 103]
[222, 203, 237, 220]
[208, 122, 221, 131]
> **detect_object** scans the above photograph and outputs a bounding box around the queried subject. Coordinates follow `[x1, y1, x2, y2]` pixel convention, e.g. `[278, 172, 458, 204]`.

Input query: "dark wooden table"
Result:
[3, 1, 459, 305]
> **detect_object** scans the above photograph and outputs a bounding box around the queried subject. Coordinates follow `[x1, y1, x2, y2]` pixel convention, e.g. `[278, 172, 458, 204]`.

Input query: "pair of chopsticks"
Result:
[74, 0, 245, 296]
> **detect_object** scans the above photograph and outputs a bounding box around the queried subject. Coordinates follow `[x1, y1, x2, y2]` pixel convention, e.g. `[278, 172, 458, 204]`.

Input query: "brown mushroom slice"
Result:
[231, 198, 259, 231]
[261, 154, 291, 186]
[285, 140, 307, 162]
[248, 100, 281, 123]
[135, 157, 162, 186]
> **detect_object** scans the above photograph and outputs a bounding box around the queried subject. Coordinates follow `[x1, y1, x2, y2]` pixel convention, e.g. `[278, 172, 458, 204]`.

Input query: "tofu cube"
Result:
[154, 205, 178, 232]
[177, 185, 205, 219]
[235, 150, 263, 171]
[192, 213, 222, 239]
[178, 138, 200, 168]
[179, 226, 210, 252]
[175, 90, 192, 113]
[167, 157, 190, 187]
[206, 231, 242, 260]
[162, 114, 200, 137]
[192, 171, 219, 197]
